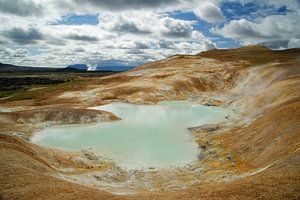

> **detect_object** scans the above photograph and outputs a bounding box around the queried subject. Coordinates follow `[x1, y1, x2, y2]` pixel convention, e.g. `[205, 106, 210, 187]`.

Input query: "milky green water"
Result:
[31, 101, 233, 170]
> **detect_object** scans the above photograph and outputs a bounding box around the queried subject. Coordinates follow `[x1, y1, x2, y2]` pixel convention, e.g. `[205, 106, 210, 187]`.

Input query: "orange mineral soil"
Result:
[0, 45, 299, 199]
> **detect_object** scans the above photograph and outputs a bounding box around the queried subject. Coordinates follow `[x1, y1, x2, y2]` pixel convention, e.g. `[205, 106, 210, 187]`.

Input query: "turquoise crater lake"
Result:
[31, 101, 234, 170]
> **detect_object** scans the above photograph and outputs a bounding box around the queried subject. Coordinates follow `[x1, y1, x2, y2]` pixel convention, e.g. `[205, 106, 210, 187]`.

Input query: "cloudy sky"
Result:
[0, 0, 299, 68]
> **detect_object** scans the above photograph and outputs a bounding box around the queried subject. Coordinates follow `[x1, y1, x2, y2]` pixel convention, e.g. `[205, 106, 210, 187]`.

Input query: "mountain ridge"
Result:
[0, 62, 134, 73]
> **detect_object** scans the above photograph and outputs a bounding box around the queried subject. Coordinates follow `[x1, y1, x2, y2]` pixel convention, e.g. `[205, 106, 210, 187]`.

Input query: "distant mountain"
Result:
[0, 63, 57, 72]
[0, 63, 85, 73]
[67, 64, 134, 72]
[66, 64, 88, 71]
[98, 66, 134, 72]
[0, 62, 134, 73]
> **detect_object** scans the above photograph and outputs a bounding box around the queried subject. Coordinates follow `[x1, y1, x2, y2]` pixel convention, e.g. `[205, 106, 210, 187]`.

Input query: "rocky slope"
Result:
[0, 46, 299, 199]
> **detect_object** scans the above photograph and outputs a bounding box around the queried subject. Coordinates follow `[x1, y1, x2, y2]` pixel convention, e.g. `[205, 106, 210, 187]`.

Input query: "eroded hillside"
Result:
[0, 46, 299, 199]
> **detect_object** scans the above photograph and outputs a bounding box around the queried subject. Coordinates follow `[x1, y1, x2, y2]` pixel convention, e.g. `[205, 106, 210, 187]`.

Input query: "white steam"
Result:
[87, 63, 97, 71]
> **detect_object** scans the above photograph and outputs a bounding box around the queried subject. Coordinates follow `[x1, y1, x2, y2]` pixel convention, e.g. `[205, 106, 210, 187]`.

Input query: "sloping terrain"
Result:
[0, 46, 299, 199]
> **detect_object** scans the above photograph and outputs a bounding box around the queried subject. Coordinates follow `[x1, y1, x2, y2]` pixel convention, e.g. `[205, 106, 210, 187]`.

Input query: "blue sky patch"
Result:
[168, 11, 240, 49]
[222, 2, 290, 21]
[51, 14, 99, 25]
[167, 11, 198, 21]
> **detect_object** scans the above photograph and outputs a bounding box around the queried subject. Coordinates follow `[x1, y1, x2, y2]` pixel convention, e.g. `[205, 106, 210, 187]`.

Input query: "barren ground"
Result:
[0, 46, 299, 199]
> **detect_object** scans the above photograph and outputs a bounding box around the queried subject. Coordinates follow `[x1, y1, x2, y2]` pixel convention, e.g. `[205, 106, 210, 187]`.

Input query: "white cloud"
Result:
[162, 17, 194, 38]
[99, 11, 153, 34]
[288, 38, 300, 49]
[2, 26, 45, 44]
[213, 12, 300, 48]
[72, 0, 180, 11]
[194, 1, 225, 23]
[235, 0, 300, 11]
[0, 0, 220, 67]
[0, 0, 298, 67]
[0, 0, 44, 17]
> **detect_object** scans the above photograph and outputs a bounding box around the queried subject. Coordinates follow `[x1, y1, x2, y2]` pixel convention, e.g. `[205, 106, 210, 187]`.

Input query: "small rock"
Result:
[188, 124, 220, 132]
[82, 150, 99, 160]
[200, 145, 207, 150]
[197, 154, 205, 160]
[226, 155, 233, 161]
